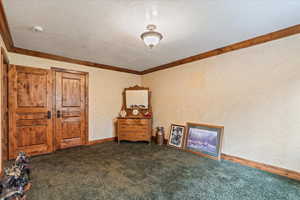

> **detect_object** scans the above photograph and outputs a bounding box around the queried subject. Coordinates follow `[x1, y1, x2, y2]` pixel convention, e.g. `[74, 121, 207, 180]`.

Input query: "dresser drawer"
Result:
[118, 125, 148, 131]
[119, 130, 148, 136]
[119, 134, 150, 141]
[118, 119, 149, 126]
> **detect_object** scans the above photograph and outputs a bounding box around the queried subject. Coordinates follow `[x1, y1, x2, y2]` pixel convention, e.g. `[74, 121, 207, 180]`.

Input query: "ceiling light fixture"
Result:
[32, 26, 44, 32]
[140, 24, 163, 48]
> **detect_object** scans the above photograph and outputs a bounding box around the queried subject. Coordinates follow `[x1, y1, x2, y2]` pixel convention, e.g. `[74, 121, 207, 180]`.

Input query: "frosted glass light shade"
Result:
[140, 25, 163, 48]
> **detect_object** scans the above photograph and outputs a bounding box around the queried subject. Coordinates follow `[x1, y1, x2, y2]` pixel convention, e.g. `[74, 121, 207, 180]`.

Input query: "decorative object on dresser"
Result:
[185, 123, 224, 160]
[119, 109, 127, 118]
[168, 124, 186, 149]
[117, 85, 152, 144]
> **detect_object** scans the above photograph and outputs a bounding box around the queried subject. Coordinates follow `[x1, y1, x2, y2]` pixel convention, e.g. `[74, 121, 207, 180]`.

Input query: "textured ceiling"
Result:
[3, 0, 300, 71]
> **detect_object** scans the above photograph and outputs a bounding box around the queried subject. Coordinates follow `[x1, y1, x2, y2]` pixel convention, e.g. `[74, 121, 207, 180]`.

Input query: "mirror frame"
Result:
[122, 85, 152, 118]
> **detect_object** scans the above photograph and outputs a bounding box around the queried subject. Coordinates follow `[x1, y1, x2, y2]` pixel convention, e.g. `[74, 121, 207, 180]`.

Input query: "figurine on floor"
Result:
[0, 152, 31, 200]
[15, 153, 30, 181]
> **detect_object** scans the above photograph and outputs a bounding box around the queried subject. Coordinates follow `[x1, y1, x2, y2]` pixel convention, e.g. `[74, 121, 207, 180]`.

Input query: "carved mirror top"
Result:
[125, 85, 149, 91]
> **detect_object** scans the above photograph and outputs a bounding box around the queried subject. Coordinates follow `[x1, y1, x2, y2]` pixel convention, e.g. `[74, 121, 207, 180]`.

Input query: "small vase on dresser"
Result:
[117, 85, 152, 144]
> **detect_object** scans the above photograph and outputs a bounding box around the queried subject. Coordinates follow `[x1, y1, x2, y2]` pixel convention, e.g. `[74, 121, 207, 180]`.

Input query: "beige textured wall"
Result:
[2, 33, 300, 173]
[9, 53, 141, 141]
[142, 34, 300, 172]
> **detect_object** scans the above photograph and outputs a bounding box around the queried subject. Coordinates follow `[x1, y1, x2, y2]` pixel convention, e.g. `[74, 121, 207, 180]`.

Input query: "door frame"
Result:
[51, 67, 89, 151]
[1, 47, 9, 174]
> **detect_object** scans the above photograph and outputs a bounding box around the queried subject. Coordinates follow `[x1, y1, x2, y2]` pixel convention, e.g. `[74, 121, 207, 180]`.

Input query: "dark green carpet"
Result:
[25, 142, 299, 200]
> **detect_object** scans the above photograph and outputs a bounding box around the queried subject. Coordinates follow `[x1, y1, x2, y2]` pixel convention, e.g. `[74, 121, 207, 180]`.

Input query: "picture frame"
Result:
[168, 124, 186, 148]
[185, 123, 224, 160]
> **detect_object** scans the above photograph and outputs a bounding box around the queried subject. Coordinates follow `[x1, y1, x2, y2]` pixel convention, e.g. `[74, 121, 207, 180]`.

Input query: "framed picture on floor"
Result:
[168, 124, 186, 148]
[185, 123, 224, 160]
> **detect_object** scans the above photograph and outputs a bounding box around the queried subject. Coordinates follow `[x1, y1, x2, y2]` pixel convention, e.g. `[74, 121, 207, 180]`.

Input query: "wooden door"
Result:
[53, 69, 88, 150]
[8, 66, 53, 159]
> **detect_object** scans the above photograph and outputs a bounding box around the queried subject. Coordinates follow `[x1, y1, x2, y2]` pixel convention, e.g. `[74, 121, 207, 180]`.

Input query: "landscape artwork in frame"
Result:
[168, 124, 186, 148]
[185, 123, 224, 160]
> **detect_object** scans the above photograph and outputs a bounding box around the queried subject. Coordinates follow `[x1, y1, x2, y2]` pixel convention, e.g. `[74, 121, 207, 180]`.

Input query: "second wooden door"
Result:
[53, 69, 88, 150]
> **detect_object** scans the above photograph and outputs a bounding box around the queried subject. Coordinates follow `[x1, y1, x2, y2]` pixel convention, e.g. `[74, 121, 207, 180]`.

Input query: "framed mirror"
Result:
[126, 90, 148, 109]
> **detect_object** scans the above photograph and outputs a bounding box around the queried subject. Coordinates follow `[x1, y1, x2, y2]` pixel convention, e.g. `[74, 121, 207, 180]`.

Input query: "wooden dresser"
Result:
[117, 118, 152, 144]
[117, 85, 153, 144]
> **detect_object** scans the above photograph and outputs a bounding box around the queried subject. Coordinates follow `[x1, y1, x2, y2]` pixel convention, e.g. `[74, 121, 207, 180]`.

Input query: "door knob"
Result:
[57, 110, 61, 118]
[47, 111, 51, 119]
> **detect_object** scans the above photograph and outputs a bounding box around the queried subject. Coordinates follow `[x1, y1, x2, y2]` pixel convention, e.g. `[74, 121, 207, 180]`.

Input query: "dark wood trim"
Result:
[13, 64, 48, 73]
[164, 136, 300, 181]
[11, 47, 141, 74]
[222, 154, 300, 181]
[1, 47, 9, 165]
[141, 24, 300, 75]
[85, 73, 89, 146]
[88, 137, 117, 145]
[0, 47, 3, 175]
[51, 69, 57, 151]
[1, 0, 299, 75]
[0, 0, 13, 51]
[51, 67, 88, 75]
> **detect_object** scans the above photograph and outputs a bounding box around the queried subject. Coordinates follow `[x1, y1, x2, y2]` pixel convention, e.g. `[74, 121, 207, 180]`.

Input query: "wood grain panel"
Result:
[59, 138, 81, 149]
[62, 120, 81, 139]
[16, 125, 47, 147]
[62, 78, 81, 107]
[17, 72, 47, 107]
[16, 119, 47, 127]
[17, 113, 46, 120]
[62, 111, 81, 118]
